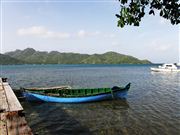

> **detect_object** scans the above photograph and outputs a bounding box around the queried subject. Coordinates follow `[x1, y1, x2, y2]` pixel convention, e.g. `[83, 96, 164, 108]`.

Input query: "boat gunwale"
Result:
[23, 87, 129, 98]
[23, 88, 129, 98]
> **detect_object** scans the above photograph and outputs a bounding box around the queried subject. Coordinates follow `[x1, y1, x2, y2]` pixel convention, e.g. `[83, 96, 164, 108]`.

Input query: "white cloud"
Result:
[17, 26, 70, 39]
[17, 26, 115, 40]
[76, 29, 116, 39]
[77, 29, 101, 38]
[17, 26, 46, 35]
[77, 30, 86, 38]
[104, 33, 115, 38]
[91, 31, 101, 36]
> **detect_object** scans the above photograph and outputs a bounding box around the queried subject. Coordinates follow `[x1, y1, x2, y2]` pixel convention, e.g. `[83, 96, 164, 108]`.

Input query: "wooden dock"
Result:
[0, 78, 33, 135]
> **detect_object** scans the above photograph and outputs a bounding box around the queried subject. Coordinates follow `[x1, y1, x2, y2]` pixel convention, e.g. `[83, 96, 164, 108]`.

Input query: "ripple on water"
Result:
[1, 64, 180, 135]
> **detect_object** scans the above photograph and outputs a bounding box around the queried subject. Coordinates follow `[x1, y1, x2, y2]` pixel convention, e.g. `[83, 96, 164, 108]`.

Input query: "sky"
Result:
[0, 0, 179, 63]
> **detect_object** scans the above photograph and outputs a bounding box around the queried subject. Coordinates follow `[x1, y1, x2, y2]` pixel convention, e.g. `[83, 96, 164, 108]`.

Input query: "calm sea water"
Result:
[1, 64, 180, 135]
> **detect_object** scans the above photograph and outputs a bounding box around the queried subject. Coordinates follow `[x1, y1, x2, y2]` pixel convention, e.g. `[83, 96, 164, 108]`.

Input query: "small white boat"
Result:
[151, 63, 180, 72]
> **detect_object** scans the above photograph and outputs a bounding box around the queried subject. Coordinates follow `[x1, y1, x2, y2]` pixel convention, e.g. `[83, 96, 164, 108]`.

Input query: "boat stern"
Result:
[112, 83, 131, 99]
[114, 90, 128, 99]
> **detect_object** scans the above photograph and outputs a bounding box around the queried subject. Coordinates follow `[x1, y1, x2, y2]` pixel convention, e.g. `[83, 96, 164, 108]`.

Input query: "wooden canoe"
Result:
[22, 83, 131, 103]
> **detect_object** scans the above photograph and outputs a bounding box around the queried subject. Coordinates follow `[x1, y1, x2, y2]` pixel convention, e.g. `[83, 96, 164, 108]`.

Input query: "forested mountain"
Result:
[2, 48, 151, 64]
[0, 53, 25, 65]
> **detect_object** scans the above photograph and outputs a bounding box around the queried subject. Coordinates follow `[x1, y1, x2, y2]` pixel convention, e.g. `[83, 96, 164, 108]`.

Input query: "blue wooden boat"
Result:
[22, 83, 131, 103]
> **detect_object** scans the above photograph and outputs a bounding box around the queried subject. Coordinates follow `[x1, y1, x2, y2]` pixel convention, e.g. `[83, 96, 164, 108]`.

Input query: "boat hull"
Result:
[23, 90, 128, 103]
[151, 67, 180, 72]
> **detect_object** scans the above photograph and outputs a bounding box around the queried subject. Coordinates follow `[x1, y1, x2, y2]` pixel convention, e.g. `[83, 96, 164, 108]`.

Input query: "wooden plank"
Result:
[0, 78, 9, 112]
[25, 85, 71, 90]
[0, 85, 3, 90]
[5, 112, 33, 135]
[0, 78, 33, 135]
[1, 112, 33, 135]
[0, 78, 8, 135]
[0, 78, 3, 90]
[0, 90, 9, 112]
[3, 84, 23, 112]
[0, 113, 7, 135]
[2, 82, 9, 86]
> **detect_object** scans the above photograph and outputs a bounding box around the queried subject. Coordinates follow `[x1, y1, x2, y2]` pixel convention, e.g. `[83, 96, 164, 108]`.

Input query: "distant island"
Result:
[0, 48, 151, 65]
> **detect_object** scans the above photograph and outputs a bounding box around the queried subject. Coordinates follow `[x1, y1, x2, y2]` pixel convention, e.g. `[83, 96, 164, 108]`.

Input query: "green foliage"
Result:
[116, 0, 180, 27]
[3, 48, 151, 64]
[0, 54, 25, 65]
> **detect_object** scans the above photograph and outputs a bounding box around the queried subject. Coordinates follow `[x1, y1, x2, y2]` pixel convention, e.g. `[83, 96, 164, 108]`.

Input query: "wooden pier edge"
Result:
[0, 78, 33, 135]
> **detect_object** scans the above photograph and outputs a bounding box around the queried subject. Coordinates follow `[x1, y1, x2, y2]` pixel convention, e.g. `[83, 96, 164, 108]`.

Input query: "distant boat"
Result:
[22, 83, 131, 103]
[151, 63, 180, 72]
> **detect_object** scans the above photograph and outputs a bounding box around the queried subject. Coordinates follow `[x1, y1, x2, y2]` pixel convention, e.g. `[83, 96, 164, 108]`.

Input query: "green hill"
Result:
[0, 54, 25, 65]
[81, 52, 150, 64]
[3, 48, 151, 64]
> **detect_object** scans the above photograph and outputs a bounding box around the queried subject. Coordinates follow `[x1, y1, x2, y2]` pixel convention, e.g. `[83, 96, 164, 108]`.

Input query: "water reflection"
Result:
[22, 101, 93, 135]
[22, 100, 129, 135]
